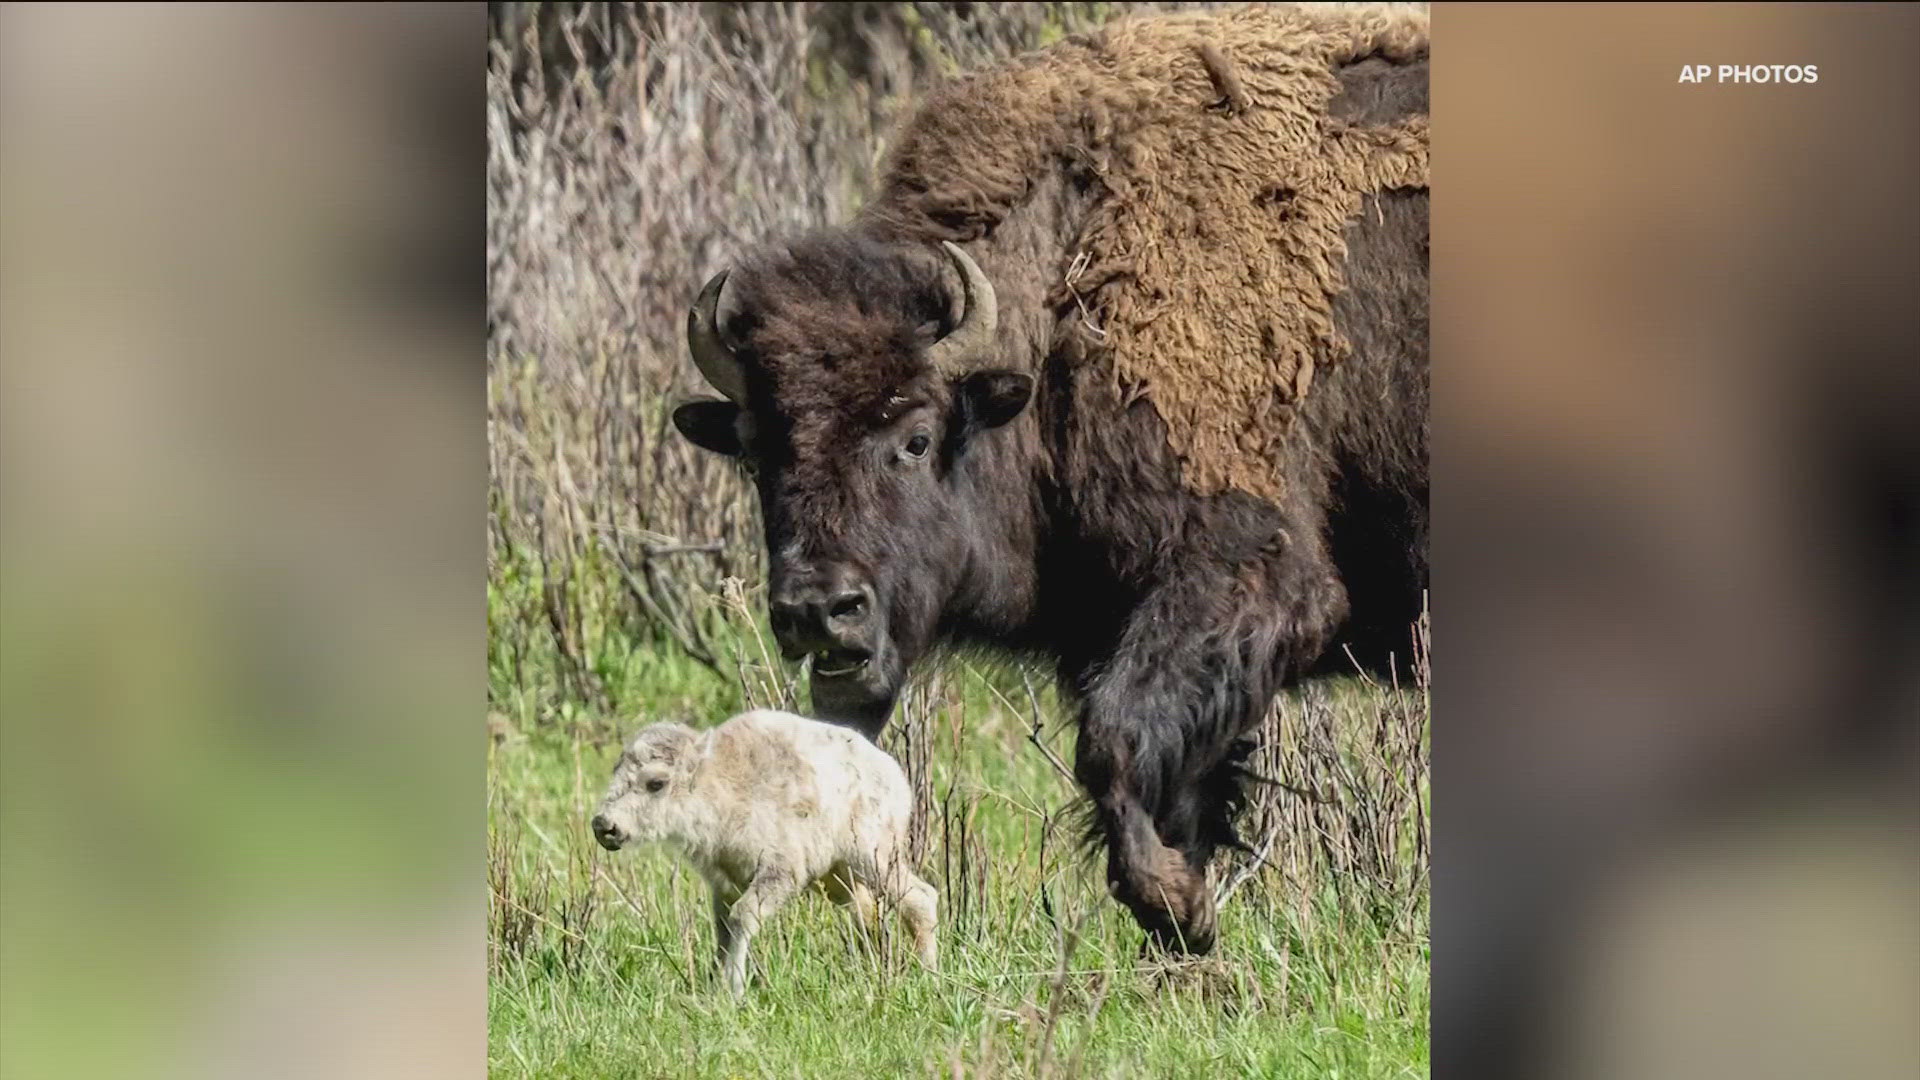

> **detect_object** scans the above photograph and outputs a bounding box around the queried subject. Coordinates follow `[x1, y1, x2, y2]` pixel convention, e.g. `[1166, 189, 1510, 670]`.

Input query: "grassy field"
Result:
[487, 590, 1429, 1079]
[487, 8, 1427, 1074]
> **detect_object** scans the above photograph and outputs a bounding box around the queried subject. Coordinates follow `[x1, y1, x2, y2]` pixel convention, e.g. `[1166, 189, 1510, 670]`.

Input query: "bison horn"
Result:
[924, 240, 999, 376]
[686, 268, 748, 404]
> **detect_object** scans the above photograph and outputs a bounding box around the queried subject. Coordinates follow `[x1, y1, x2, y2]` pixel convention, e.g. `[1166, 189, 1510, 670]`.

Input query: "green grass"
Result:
[487, 630, 1429, 1079]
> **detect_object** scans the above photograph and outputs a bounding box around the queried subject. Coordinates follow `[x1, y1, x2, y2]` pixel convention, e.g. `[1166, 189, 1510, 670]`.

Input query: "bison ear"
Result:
[672, 400, 743, 456]
[958, 370, 1033, 431]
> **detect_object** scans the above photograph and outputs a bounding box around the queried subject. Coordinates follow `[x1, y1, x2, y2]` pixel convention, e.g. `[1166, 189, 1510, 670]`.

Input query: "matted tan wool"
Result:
[865, 3, 1430, 501]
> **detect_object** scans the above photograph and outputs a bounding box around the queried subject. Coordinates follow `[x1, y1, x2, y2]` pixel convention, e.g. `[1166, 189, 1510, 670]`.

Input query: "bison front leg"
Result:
[1073, 558, 1346, 955]
[1082, 774, 1219, 954]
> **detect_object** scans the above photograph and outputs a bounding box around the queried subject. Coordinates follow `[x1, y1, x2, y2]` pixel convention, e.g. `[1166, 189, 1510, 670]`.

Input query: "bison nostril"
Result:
[828, 592, 867, 621]
[768, 603, 803, 640]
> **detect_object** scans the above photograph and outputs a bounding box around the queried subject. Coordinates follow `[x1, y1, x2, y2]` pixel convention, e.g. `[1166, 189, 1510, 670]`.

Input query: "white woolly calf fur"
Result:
[590, 708, 938, 996]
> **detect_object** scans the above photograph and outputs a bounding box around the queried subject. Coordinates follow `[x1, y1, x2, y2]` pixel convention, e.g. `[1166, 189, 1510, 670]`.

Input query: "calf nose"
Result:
[590, 814, 623, 849]
[769, 567, 875, 654]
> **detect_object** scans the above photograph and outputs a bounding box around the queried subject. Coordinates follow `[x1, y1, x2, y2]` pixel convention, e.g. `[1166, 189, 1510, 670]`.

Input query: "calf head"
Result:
[590, 722, 701, 850]
[671, 234, 1033, 736]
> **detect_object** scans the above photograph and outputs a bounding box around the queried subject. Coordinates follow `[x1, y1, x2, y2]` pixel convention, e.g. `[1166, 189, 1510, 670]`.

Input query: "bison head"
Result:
[671, 236, 1034, 736]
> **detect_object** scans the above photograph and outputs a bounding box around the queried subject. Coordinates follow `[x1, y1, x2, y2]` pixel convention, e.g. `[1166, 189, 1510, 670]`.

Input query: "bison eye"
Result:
[903, 434, 931, 459]
[645, 777, 667, 793]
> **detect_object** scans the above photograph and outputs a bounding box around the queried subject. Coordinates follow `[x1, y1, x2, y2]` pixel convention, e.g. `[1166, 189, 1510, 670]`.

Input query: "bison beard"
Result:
[670, 4, 1428, 955]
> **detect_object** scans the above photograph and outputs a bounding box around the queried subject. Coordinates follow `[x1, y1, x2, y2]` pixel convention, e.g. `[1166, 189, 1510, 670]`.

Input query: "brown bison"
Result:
[670, 5, 1429, 953]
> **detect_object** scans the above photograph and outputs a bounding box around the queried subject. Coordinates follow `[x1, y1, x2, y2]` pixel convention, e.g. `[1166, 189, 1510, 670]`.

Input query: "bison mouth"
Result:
[807, 642, 900, 737]
[808, 648, 870, 680]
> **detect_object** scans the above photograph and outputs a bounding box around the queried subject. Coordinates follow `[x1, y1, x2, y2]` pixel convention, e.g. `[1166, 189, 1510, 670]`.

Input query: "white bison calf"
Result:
[590, 708, 938, 996]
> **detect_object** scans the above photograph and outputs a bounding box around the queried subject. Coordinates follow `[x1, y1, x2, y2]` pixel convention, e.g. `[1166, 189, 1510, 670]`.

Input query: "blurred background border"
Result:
[0, 4, 1913, 1079]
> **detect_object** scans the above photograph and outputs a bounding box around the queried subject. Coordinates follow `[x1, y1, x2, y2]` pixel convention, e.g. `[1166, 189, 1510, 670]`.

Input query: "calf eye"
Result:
[904, 434, 931, 459]
[645, 778, 667, 793]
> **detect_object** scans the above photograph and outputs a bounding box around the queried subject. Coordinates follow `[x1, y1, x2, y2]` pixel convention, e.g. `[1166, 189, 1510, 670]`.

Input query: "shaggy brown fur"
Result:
[861, 3, 1430, 501]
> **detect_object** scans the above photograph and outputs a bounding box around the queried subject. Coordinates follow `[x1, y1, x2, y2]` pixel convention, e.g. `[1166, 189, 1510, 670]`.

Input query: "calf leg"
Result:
[708, 885, 740, 976]
[819, 861, 880, 955]
[874, 864, 940, 972]
[849, 848, 939, 972]
[720, 867, 800, 997]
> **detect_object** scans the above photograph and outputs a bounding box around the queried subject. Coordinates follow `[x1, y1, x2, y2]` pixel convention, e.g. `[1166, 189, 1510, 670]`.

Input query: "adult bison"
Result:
[669, 5, 1428, 953]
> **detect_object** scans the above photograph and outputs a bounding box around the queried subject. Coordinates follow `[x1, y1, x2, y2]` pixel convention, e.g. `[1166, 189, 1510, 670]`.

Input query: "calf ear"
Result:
[672, 400, 743, 456]
[958, 370, 1033, 431]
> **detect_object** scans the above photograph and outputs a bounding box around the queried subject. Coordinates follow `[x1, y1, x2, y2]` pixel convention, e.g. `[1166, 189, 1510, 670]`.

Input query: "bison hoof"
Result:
[1142, 923, 1216, 958]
